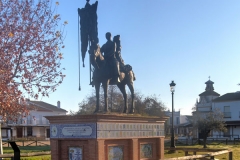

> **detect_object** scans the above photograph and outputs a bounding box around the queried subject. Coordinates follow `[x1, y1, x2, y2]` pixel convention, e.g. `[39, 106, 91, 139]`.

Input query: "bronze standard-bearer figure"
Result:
[113, 35, 124, 65]
[113, 35, 136, 81]
[101, 32, 120, 84]
[78, 0, 98, 67]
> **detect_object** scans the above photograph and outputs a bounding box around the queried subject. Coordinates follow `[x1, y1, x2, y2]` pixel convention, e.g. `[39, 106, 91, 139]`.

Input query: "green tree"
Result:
[75, 90, 97, 115]
[131, 90, 147, 115]
[143, 95, 166, 117]
[108, 86, 125, 112]
[76, 90, 166, 117]
[190, 108, 227, 148]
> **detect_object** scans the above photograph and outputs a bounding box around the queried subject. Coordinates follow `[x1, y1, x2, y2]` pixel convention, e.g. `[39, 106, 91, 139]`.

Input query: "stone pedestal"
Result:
[45, 114, 167, 160]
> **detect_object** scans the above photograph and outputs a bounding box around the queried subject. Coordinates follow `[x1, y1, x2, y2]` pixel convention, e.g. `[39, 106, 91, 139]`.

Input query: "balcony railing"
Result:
[7, 119, 50, 125]
[224, 112, 231, 118]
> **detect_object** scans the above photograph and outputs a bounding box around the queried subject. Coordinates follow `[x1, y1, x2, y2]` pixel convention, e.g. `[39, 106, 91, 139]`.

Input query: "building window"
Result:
[27, 127, 32, 136]
[224, 106, 231, 118]
[176, 117, 179, 125]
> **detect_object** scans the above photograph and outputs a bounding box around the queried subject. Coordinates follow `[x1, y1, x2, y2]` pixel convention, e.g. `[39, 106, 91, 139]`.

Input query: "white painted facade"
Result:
[211, 95, 240, 140]
[2, 101, 67, 140]
[180, 115, 188, 124]
[165, 110, 181, 126]
[165, 110, 191, 135]
[213, 100, 240, 121]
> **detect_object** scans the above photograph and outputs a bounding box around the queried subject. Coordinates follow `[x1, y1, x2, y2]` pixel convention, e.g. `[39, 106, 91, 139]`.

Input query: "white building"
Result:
[212, 92, 240, 139]
[194, 79, 240, 140]
[193, 79, 220, 138]
[2, 100, 67, 140]
[165, 110, 181, 126]
[165, 110, 191, 136]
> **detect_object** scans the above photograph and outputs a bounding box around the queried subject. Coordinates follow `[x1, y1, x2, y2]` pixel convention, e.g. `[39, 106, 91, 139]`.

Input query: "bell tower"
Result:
[196, 78, 220, 112]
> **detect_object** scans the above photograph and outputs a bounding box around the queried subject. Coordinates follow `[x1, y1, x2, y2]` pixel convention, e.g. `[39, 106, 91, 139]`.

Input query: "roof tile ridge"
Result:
[29, 101, 54, 112]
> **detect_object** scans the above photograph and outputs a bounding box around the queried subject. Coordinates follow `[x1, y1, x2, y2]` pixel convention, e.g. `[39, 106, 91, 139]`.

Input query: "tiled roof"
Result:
[29, 101, 67, 112]
[212, 92, 240, 102]
[199, 90, 220, 96]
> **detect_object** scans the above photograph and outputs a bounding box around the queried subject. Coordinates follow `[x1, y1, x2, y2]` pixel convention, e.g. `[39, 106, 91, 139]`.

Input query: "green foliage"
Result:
[3, 146, 51, 160]
[134, 93, 167, 117]
[3, 146, 50, 153]
[142, 95, 167, 117]
[21, 155, 50, 160]
[76, 97, 97, 114]
[2, 155, 50, 160]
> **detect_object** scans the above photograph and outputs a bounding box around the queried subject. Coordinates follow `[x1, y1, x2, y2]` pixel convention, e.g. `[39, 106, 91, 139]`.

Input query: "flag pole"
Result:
[78, 14, 81, 91]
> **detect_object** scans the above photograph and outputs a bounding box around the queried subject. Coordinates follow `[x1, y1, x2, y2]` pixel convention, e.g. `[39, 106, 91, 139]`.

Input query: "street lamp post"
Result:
[170, 80, 176, 148]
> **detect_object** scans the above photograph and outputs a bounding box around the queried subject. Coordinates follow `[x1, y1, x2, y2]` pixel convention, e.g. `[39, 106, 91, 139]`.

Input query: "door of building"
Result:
[16, 127, 23, 138]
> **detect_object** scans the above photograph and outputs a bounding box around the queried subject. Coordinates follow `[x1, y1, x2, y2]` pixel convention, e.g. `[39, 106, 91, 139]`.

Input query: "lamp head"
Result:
[170, 81, 176, 92]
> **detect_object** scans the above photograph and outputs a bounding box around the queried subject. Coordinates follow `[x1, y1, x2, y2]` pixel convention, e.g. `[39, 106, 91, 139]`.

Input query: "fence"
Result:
[163, 148, 232, 160]
[2, 139, 50, 147]
[0, 151, 51, 159]
[176, 137, 240, 145]
[234, 138, 240, 144]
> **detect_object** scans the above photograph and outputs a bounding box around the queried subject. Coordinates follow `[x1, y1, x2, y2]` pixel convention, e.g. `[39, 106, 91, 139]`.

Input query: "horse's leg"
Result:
[94, 82, 100, 113]
[127, 81, 134, 114]
[117, 83, 128, 113]
[102, 80, 109, 112]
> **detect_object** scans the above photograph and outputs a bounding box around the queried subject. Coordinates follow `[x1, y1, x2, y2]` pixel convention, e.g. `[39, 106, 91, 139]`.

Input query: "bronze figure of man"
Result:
[101, 32, 120, 84]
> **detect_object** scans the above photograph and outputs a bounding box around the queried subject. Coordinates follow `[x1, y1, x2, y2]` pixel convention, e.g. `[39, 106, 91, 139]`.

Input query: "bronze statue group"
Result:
[78, 0, 135, 113]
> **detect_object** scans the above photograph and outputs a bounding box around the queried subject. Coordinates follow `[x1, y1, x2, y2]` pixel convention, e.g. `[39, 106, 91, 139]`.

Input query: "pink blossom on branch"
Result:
[0, 0, 66, 120]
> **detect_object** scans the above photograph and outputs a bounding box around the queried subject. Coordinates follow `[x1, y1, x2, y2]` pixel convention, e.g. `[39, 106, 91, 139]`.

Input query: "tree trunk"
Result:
[0, 123, 3, 157]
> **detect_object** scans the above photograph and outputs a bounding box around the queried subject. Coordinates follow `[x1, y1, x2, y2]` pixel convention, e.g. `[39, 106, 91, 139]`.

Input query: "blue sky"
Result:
[40, 0, 240, 115]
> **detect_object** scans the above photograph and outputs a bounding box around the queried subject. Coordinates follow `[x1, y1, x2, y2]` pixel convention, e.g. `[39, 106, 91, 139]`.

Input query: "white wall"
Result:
[213, 100, 240, 121]
[211, 126, 240, 140]
[165, 111, 180, 125]
[180, 115, 188, 124]
[28, 110, 66, 125]
[6, 107, 66, 138]
[1, 129, 7, 137]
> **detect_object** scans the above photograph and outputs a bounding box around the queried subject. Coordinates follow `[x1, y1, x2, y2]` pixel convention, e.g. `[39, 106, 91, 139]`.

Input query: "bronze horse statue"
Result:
[90, 41, 135, 114]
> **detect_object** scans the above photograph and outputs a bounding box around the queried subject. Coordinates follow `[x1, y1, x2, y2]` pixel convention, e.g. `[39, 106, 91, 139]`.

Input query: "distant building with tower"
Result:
[193, 79, 240, 140]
